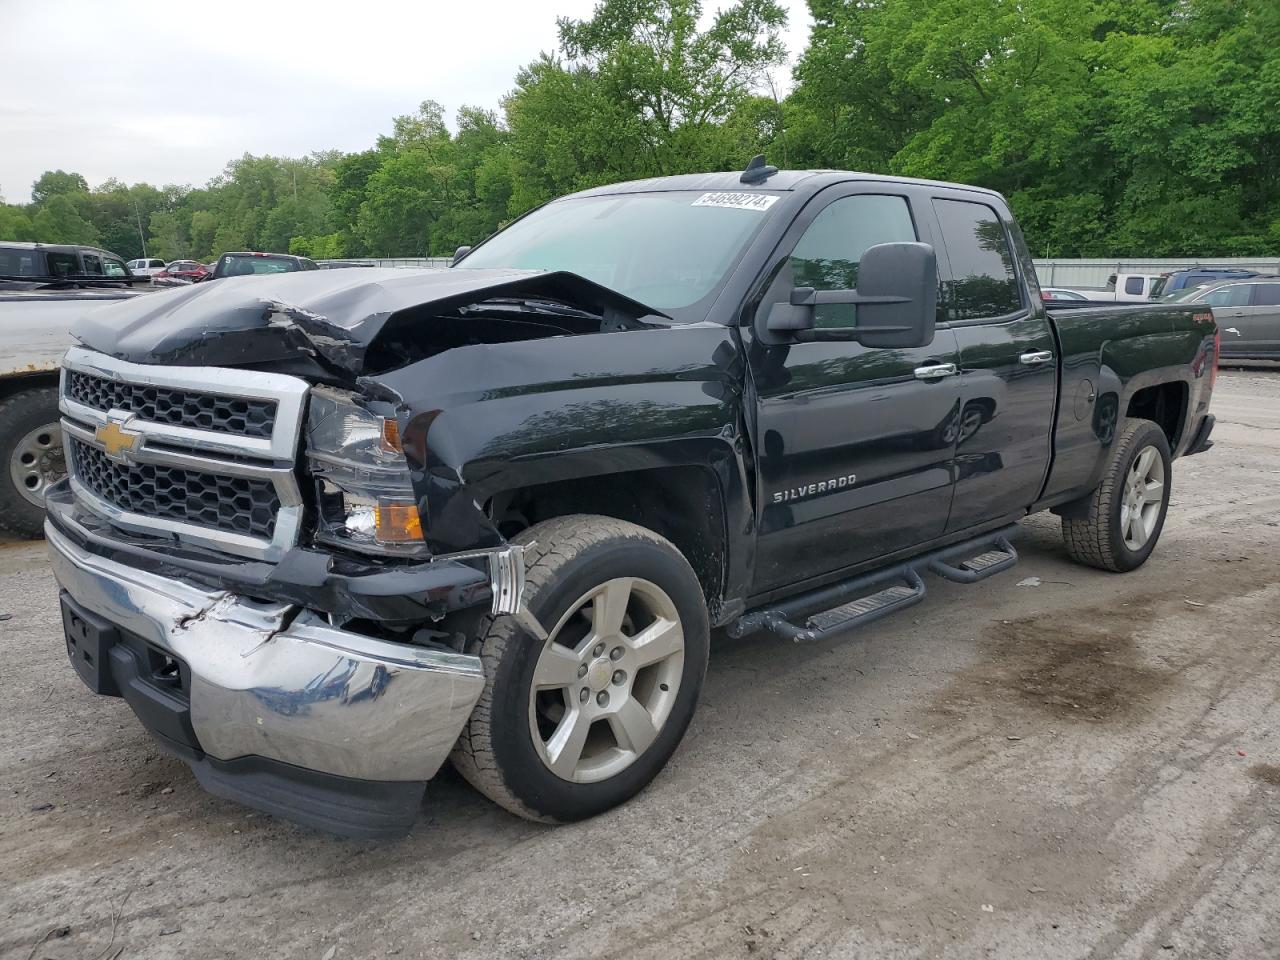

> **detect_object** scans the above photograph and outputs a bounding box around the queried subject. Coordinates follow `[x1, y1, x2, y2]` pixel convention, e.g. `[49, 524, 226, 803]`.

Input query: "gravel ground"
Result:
[2, 367, 1279, 960]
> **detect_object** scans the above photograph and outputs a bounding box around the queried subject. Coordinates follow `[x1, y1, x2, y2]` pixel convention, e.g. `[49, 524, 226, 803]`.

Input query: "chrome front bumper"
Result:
[46, 522, 485, 785]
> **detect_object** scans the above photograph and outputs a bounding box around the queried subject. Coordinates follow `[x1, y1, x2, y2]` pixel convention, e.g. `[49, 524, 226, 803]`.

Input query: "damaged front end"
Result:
[47, 266, 666, 835]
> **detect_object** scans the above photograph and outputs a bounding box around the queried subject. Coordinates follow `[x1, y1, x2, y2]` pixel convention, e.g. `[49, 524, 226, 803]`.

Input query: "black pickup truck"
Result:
[46, 165, 1218, 837]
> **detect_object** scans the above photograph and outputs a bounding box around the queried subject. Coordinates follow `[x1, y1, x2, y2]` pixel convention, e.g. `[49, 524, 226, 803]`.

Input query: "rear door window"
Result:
[1201, 285, 1252, 308]
[81, 253, 103, 275]
[932, 199, 1023, 320]
[1252, 283, 1280, 306]
[45, 251, 78, 276]
[1124, 276, 1145, 296]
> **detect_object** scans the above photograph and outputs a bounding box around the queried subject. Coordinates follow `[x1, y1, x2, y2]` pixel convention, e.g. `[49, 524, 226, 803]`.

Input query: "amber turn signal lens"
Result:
[374, 502, 423, 543]
[380, 417, 403, 453]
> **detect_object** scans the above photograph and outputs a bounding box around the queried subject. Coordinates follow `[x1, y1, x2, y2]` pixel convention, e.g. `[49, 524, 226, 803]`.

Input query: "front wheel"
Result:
[1062, 418, 1172, 572]
[0, 386, 65, 539]
[451, 515, 709, 822]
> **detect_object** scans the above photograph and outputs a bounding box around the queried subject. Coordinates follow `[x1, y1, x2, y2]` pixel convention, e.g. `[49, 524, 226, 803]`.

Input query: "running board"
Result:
[730, 526, 1019, 645]
[927, 536, 1018, 583]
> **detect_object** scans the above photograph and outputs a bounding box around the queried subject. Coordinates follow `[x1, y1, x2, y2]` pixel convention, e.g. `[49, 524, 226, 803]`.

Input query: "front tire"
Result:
[451, 515, 710, 822]
[0, 386, 65, 539]
[1062, 418, 1172, 572]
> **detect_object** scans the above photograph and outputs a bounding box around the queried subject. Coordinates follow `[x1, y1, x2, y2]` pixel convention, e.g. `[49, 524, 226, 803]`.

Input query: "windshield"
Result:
[457, 191, 779, 319]
[1163, 285, 1212, 302]
[218, 255, 299, 276]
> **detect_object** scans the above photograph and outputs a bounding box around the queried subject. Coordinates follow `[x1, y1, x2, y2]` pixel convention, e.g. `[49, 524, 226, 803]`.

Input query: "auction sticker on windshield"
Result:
[692, 192, 779, 212]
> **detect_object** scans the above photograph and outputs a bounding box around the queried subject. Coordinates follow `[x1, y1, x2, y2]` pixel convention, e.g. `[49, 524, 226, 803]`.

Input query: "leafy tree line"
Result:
[1, 0, 1276, 263]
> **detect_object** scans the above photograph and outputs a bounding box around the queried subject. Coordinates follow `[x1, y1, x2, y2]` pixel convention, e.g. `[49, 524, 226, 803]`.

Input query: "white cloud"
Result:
[1, 0, 812, 202]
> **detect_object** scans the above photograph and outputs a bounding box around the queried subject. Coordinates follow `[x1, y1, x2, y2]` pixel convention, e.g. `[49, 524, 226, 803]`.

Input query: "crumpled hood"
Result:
[71, 267, 666, 376]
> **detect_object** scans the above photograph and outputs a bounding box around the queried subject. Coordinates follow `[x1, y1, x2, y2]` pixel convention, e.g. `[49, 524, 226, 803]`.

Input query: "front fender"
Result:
[370, 324, 747, 555]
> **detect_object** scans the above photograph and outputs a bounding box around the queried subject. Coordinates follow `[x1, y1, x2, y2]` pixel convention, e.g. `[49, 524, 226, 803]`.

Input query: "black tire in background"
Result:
[1062, 418, 1172, 572]
[451, 514, 710, 822]
[0, 385, 65, 539]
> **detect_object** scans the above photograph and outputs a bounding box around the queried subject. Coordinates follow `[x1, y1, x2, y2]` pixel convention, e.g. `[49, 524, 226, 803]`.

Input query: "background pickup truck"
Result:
[46, 165, 1218, 838]
[0, 257, 153, 537]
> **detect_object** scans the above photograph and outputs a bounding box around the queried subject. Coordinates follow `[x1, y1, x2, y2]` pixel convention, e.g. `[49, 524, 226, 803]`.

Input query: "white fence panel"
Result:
[1032, 257, 1280, 290]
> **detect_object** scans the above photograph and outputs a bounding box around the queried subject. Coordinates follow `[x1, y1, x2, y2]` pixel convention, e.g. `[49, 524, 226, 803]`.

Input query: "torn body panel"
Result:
[72, 267, 669, 377]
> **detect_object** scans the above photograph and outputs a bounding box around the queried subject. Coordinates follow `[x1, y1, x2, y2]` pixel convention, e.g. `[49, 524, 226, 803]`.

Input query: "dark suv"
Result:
[0, 242, 138, 287]
[1161, 267, 1259, 296]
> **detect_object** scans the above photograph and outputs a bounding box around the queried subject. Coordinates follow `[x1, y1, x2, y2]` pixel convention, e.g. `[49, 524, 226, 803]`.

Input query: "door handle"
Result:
[1225, 327, 1242, 337]
[1019, 350, 1054, 365]
[914, 362, 958, 380]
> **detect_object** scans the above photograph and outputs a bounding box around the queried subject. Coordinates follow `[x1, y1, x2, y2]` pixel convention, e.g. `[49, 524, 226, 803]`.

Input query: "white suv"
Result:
[126, 258, 167, 277]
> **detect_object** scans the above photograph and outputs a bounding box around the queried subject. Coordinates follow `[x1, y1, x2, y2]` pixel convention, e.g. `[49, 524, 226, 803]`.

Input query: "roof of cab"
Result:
[0, 241, 119, 255]
[564, 169, 1006, 202]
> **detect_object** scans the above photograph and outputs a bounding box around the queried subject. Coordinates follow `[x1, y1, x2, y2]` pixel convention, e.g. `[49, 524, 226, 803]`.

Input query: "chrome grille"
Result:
[70, 437, 280, 539]
[59, 346, 309, 560]
[66, 370, 278, 439]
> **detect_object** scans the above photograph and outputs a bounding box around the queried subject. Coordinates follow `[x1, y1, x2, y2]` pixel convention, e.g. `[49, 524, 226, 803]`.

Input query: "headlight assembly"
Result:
[306, 387, 426, 555]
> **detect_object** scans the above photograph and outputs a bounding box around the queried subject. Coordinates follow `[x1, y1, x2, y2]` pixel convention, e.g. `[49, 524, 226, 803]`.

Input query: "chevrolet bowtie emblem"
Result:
[95, 420, 142, 460]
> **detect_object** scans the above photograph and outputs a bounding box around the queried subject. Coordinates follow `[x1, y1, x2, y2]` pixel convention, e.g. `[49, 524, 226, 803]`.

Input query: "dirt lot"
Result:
[3, 367, 1279, 960]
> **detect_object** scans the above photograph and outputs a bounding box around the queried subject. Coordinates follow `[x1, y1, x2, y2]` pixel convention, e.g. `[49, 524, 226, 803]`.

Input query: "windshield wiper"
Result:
[462, 297, 600, 319]
[0, 274, 145, 291]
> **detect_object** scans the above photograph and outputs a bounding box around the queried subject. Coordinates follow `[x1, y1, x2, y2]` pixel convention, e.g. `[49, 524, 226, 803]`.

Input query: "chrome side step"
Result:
[730, 526, 1019, 645]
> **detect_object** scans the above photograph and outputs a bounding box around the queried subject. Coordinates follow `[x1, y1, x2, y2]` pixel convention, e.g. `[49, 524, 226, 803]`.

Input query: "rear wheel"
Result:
[451, 515, 709, 822]
[1062, 418, 1172, 572]
[0, 386, 64, 538]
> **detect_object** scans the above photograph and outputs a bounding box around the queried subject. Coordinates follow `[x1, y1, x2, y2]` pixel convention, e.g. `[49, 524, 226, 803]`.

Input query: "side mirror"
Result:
[765, 242, 938, 348]
[451, 245, 472, 267]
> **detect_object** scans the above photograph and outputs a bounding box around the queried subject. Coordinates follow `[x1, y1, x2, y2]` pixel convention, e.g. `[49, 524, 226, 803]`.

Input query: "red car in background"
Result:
[153, 260, 210, 286]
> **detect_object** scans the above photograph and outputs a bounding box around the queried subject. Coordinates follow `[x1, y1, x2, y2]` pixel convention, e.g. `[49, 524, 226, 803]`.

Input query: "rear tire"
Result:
[1062, 418, 1171, 572]
[451, 515, 709, 822]
[0, 386, 64, 539]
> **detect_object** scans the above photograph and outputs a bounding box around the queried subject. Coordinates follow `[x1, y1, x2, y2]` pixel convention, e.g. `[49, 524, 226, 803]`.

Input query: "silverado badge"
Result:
[773, 474, 857, 504]
[95, 420, 143, 460]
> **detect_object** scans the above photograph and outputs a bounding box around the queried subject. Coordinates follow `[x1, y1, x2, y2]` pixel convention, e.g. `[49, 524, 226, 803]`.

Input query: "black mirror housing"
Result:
[763, 242, 938, 348]
[451, 245, 472, 267]
[854, 242, 937, 349]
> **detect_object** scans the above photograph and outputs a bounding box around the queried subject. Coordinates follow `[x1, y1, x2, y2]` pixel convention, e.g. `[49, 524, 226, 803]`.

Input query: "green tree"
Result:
[0, 205, 37, 241]
[789, 0, 1280, 257]
[503, 0, 788, 214]
[32, 195, 99, 244]
[558, 0, 788, 171]
[31, 170, 90, 205]
[189, 210, 219, 259]
[148, 209, 189, 260]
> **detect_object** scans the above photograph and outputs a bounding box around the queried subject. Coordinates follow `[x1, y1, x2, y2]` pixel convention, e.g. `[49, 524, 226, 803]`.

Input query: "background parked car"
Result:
[1103, 272, 1166, 300]
[1177, 277, 1280, 359]
[1041, 287, 1090, 302]
[153, 260, 210, 286]
[126, 258, 167, 277]
[0, 242, 139, 287]
[1161, 267, 1259, 297]
[211, 251, 320, 278]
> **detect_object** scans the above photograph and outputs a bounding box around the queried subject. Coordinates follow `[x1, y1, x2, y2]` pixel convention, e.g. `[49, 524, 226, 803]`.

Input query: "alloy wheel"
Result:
[1120, 444, 1165, 550]
[528, 577, 685, 783]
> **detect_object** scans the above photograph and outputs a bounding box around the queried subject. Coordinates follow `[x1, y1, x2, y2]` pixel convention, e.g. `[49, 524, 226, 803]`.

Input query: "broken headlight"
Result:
[306, 387, 426, 555]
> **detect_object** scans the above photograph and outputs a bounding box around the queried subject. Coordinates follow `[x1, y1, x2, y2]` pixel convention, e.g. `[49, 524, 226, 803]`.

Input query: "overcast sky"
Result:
[1, 0, 812, 203]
